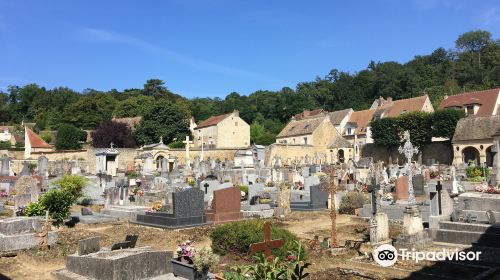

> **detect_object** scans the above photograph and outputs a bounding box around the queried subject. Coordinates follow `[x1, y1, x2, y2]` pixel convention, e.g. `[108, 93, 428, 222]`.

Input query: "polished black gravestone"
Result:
[134, 188, 206, 229]
[290, 184, 329, 211]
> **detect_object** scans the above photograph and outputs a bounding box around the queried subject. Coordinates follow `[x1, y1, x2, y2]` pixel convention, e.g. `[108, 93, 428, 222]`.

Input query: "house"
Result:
[328, 108, 353, 135]
[192, 110, 250, 149]
[345, 95, 434, 146]
[24, 127, 52, 159]
[438, 88, 500, 117]
[451, 115, 500, 166]
[273, 111, 352, 163]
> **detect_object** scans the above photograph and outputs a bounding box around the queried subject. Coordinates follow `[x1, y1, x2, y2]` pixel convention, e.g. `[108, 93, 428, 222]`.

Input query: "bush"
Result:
[55, 124, 85, 150]
[52, 175, 86, 204]
[466, 166, 483, 178]
[168, 140, 185, 149]
[0, 141, 11, 149]
[24, 201, 46, 216]
[210, 220, 298, 258]
[25, 189, 73, 225]
[339, 191, 368, 214]
[238, 185, 249, 195]
[40, 131, 52, 144]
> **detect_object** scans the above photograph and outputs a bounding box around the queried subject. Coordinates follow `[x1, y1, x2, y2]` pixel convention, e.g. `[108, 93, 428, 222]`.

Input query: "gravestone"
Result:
[412, 174, 425, 196]
[370, 212, 390, 245]
[0, 155, 10, 176]
[78, 236, 101, 256]
[0, 217, 57, 253]
[135, 188, 206, 229]
[20, 161, 31, 176]
[37, 156, 49, 177]
[206, 187, 243, 224]
[13, 176, 39, 210]
[395, 176, 409, 201]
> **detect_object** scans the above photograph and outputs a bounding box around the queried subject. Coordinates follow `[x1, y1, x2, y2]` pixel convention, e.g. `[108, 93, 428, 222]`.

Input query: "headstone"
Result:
[13, 176, 39, 210]
[125, 234, 138, 248]
[78, 236, 101, 256]
[0, 155, 10, 176]
[206, 187, 243, 224]
[412, 174, 424, 196]
[81, 207, 93, 216]
[37, 156, 49, 178]
[370, 212, 390, 244]
[20, 161, 31, 176]
[395, 176, 409, 201]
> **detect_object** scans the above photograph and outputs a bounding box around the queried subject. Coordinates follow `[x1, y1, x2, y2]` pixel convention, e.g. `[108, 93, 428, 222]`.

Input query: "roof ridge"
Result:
[446, 88, 500, 98]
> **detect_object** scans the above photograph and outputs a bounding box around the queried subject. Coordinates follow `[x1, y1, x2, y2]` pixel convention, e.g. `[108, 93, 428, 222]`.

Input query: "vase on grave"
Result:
[171, 259, 208, 280]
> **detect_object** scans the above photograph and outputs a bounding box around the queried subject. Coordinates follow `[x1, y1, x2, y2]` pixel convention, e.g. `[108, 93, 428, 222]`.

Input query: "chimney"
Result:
[387, 97, 393, 102]
[443, 94, 448, 100]
[303, 110, 310, 117]
[377, 97, 385, 107]
[233, 110, 239, 117]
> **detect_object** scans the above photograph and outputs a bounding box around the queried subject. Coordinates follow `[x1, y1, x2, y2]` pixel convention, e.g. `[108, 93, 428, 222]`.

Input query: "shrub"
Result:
[55, 124, 85, 150]
[52, 175, 86, 204]
[24, 201, 46, 216]
[338, 191, 369, 214]
[0, 141, 11, 149]
[168, 140, 185, 149]
[40, 131, 52, 144]
[210, 220, 298, 258]
[466, 166, 483, 178]
[193, 247, 220, 272]
[238, 185, 249, 195]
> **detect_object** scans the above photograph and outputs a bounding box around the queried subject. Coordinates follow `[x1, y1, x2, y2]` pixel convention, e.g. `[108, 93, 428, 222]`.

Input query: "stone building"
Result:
[24, 127, 52, 159]
[191, 110, 250, 149]
[438, 88, 500, 117]
[452, 115, 500, 166]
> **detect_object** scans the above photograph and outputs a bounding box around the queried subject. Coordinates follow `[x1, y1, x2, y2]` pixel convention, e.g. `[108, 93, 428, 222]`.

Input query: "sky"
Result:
[0, 0, 499, 98]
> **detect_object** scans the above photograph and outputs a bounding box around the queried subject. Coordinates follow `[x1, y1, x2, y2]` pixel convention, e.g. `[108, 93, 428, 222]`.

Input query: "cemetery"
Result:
[0, 126, 499, 280]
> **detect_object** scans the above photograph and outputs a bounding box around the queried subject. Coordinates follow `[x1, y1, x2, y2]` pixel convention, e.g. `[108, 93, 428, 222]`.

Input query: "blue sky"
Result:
[0, 0, 499, 98]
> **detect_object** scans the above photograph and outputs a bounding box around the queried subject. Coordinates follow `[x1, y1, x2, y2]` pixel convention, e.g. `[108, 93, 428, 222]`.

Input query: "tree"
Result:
[91, 120, 136, 148]
[63, 93, 117, 129]
[55, 124, 85, 150]
[134, 100, 191, 145]
[371, 118, 400, 148]
[113, 95, 155, 117]
[397, 112, 433, 150]
[431, 109, 465, 140]
[456, 30, 493, 53]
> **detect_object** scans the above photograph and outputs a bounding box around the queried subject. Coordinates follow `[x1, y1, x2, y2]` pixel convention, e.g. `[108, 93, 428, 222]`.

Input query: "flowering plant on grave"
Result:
[0, 191, 8, 197]
[147, 203, 162, 213]
[381, 193, 393, 201]
[176, 240, 196, 263]
[137, 189, 144, 197]
[265, 181, 274, 187]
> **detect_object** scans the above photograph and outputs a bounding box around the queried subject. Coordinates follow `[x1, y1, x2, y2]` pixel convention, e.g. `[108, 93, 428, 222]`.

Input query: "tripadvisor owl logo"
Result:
[373, 244, 398, 267]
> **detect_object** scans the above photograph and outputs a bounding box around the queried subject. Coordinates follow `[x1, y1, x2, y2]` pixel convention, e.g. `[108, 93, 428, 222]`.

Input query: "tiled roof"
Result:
[196, 112, 232, 129]
[292, 109, 325, 120]
[329, 136, 352, 148]
[26, 127, 51, 149]
[453, 115, 500, 142]
[328, 109, 353, 125]
[438, 88, 500, 117]
[276, 116, 325, 138]
[378, 95, 430, 118]
[345, 109, 376, 135]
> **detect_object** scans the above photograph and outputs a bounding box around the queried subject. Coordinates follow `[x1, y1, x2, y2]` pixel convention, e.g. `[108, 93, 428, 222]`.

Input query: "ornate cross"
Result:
[320, 166, 342, 248]
[249, 222, 284, 258]
[398, 131, 419, 205]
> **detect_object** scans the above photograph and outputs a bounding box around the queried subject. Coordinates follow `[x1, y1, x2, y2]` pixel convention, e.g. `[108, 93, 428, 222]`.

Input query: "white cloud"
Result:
[78, 28, 275, 83]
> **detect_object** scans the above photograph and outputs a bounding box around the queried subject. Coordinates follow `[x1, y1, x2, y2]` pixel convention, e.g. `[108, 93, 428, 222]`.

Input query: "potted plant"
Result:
[172, 242, 220, 280]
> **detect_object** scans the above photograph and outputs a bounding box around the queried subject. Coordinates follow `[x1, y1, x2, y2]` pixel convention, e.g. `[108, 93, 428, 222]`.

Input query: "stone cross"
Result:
[367, 176, 380, 216]
[203, 183, 209, 194]
[110, 142, 114, 149]
[398, 131, 419, 205]
[249, 222, 284, 258]
[183, 136, 193, 170]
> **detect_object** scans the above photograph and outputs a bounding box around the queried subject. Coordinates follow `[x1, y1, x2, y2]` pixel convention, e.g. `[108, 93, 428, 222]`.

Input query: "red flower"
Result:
[287, 255, 296, 261]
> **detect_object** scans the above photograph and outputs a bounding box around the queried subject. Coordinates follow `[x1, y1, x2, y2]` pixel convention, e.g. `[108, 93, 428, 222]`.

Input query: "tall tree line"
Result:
[1, 30, 499, 146]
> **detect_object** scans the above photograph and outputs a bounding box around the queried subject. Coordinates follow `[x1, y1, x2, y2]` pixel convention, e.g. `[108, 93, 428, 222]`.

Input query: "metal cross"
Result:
[398, 131, 419, 205]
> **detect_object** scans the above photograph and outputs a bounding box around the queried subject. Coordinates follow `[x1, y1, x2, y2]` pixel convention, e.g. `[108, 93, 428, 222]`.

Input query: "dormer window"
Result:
[400, 110, 407, 115]
[347, 127, 354, 135]
[466, 105, 474, 115]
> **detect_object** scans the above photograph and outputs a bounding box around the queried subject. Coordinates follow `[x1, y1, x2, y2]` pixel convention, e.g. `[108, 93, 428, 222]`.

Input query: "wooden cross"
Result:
[320, 166, 342, 248]
[249, 222, 284, 258]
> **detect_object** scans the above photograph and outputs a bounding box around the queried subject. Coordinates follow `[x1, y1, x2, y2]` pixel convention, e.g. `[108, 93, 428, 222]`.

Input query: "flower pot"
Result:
[171, 259, 208, 280]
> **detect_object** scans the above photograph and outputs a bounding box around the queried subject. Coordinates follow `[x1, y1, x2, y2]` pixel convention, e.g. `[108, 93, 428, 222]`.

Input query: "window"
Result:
[303, 137, 308, 145]
[235, 122, 238, 126]
[347, 127, 353, 135]
[466, 105, 474, 115]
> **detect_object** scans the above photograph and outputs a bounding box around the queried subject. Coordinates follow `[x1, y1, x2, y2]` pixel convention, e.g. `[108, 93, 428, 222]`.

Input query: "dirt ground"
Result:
[0, 211, 494, 280]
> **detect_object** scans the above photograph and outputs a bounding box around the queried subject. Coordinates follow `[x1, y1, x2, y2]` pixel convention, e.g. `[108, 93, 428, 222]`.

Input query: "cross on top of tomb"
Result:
[249, 222, 284, 259]
[398, 130, 418, 205]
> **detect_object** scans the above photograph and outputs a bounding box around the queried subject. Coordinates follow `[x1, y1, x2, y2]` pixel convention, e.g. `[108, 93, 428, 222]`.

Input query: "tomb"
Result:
[205, 187, 243, 224]
[0, 217, 57, 254]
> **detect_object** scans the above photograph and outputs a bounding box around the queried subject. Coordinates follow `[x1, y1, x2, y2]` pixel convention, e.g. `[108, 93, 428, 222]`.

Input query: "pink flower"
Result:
[287, 255, 296, 261]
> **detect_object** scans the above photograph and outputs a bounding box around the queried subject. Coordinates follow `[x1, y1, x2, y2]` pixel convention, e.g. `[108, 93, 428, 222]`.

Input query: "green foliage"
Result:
[24, 201, 46, 216]
[431, 109, 466, 140]
[168, 140, 185, 149]
[91, 120, 136, 148]
[339, 191, 369, 214]
[134, 100, 191, 145]
[245, 254, 287, 280]
[210, 220, 298, 259]
[371, 118, 400, 147]
[113, 95, 155, 118]
[397, 112, 433, 149]
[39, 189, 73, 225]
[55, 124, 84, 150]
[0, 141, 10, 149]
[40, 131, 52, 143]
[238, 185, 249, 195]
[52, 175, 86, 204]
[467, 166, 483, 178]
[193, 247, 220, 272]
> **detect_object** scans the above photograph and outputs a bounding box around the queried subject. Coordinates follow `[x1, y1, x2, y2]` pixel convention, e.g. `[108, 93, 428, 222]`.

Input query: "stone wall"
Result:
[361, 142, 453, 165]
[265, 144, 354, 166]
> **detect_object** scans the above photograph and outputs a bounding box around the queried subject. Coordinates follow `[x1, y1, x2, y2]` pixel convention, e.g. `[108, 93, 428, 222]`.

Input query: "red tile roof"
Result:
[346, 109, 376, 135]
[195, 112, 232, 129]
[438, 88, 500, 117]
[26, 127, 52, 149]
[377, 95, 430, 118]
